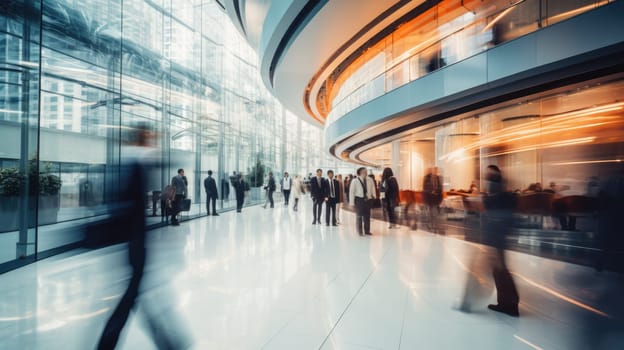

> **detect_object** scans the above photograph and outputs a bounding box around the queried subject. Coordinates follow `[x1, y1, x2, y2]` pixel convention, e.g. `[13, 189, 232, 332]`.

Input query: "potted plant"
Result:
[247, 158, 266, 201]
[0, 167, 25, 232]
[30, 160, 62, 226]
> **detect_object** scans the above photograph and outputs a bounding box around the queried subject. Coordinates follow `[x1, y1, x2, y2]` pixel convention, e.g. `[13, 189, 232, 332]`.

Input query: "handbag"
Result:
[181, 198, 191, 212]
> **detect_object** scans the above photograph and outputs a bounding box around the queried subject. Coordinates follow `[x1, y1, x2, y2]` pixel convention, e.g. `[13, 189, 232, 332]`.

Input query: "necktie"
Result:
[330, 180, 334, 197]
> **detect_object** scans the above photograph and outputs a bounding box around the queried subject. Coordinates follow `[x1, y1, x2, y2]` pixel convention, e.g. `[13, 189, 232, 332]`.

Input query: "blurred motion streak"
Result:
[511, 272, 610, 318]
[513, 335, 544, 350]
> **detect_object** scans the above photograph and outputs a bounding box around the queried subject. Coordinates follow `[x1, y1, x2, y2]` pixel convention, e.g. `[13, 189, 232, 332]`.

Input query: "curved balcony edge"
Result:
[324, 1, 624, 162]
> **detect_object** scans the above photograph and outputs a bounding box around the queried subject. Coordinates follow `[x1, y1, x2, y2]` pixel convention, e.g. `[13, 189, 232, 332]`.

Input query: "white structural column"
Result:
[391, 139, 401, 185]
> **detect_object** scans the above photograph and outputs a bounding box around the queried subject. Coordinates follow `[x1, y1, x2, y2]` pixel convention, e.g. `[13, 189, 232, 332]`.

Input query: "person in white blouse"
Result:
[281, 172, 292, 206]
[291, 175, 304, 211]
[349, 167, 377, 236]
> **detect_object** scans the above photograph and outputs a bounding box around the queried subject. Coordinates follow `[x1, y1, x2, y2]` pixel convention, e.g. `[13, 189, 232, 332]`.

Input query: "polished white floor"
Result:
[0, 198, 623, 349]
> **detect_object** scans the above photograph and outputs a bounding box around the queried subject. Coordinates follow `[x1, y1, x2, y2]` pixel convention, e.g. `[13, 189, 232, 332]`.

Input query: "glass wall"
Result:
[0, 0, 328, 271]
[319, 0, 613, 123]
[360, 77, 624, 233]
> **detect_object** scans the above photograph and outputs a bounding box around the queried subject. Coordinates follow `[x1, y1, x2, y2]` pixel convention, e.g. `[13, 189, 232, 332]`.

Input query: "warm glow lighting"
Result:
[437, 101, 624, 162]
[485, 137, 596, 157]
[551, 159, 623, 166]
[512, 272, 611, 318]
[547, 1, 609, 23]
[482, 5, 517, 33]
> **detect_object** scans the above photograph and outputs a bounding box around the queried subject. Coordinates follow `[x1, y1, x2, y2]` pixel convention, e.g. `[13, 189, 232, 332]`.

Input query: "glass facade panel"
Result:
[0, 1, 43, 268]
[0, 0, 341, 272]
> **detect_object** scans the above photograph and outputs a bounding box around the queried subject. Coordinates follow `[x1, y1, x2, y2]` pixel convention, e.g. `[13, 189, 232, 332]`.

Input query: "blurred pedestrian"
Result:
[221, 174, 230, 201]
[422, 167, 443, 231]
[380, 167, 400, 228]
[97, 124, 192, 349]
[336, 174, 344, 224]
[483, 165, 519, 317]
[292, 175, 304, 211]
[234, 173, 248, 213]
[344, 174, 352, 203]
[596, 170, 624, 272]
[267, 172, 276, 208]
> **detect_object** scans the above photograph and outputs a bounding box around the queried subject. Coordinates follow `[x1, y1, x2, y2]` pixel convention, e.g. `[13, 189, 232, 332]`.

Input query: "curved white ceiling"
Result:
[223, 0, 426, 125]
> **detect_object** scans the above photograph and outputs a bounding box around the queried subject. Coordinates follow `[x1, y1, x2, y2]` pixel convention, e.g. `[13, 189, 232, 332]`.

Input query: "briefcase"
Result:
[181, 198, 191, 212]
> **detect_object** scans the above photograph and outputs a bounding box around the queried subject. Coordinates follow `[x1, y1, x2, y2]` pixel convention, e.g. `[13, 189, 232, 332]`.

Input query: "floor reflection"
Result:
[0, 198, 622, 349]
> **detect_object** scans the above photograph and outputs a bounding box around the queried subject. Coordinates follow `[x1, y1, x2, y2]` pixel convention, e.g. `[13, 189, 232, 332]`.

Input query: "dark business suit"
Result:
[325, 178, 339, 225]
[267, 176, 276, 208]
[383, 176, 399, 225]
[97, 151, 147, 349]
[204, 175, 218, 215]
[310, 177, 325, 223]
[484, 177, 519, 315]
[234, 178, 247, 212]
[171, 175, 187, 224]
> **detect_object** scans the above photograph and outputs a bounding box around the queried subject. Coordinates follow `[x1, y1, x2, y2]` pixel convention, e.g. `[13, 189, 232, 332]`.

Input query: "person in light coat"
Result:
[292, 175, 304, 211]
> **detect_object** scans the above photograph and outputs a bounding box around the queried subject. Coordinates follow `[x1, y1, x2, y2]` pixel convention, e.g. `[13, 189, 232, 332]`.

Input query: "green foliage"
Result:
[0, 159, 62, 197]
[0, 168, 25, 196]
[38, 172, 62, 195]
[247, 159, 265, 188]
[34, 159, 62, 196]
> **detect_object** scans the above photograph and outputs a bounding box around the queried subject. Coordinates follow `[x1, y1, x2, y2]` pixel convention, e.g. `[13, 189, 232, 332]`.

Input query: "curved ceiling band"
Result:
[268, 0, 329, 87]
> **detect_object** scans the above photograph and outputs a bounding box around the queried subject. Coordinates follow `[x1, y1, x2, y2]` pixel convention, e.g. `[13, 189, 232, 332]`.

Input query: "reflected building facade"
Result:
[0, 0, 344, 271]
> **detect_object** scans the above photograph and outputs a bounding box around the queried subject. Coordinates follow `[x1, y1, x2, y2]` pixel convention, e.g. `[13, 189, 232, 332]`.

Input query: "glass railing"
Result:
[323, 0, 613, 125]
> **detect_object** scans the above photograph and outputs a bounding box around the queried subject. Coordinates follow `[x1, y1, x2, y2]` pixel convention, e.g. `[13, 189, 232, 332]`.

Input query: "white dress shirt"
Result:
[349, 176, 376, 206]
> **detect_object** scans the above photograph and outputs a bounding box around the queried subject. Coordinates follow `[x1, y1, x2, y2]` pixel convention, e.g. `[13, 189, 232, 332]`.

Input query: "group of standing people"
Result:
[309, 169, 345, 226]
[262, 171, 307, 210]
[161, 169, 251, 223]
[348, 167, 400, 235]
[308, 167, 401, 235]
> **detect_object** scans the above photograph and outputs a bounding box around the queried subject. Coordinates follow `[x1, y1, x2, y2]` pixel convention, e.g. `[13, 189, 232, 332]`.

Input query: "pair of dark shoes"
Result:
[171, 221, 180, 226]
[313, 220, 320, 225]
[488, 304, 519, 317]
[212, 213, 219, 216]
